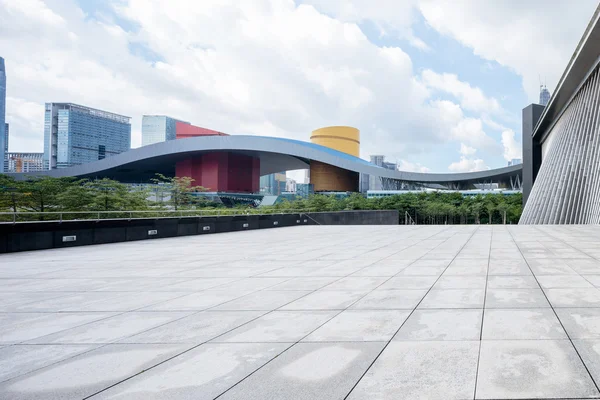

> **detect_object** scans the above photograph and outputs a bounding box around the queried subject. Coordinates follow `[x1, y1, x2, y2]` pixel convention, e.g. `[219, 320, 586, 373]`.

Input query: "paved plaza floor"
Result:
[2, 225, 600, 399]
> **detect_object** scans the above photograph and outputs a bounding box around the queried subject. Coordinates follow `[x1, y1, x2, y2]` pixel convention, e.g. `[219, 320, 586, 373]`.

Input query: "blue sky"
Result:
[0, 0, 596, 178]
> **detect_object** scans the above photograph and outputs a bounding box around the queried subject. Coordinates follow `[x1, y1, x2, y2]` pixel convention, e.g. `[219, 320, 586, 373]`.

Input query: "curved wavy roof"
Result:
[8, 135, 522, 185]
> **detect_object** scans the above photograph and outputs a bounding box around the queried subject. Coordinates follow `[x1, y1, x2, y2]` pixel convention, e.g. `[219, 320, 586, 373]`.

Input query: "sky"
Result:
[0, 0, 598, 182]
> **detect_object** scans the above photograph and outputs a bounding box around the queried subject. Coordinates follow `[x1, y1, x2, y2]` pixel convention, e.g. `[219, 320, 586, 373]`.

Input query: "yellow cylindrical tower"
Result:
[309, 126, 360, 192]
[310, 126, 360, 157]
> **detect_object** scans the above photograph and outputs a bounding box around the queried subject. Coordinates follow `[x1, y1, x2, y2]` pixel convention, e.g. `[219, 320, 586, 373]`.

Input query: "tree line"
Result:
[262, 191, 523, 224]
[0, 175, 523, 224]
[0, 174, 214, 217]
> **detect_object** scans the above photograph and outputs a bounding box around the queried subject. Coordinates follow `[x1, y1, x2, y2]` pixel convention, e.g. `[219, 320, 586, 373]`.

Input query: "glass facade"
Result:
[43, 103, 131, 169]
[141, 115, 188, 146]
[0, 57, 6, 172]
[3, 123, 8, 172]
[260, 172, 287, 195]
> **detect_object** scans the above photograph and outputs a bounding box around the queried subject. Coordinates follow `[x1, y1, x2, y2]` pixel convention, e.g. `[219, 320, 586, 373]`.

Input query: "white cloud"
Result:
[308, 0, 598, 102]
[501, 129, 521, 161]
[398, 159, 430, 173]
[448, 156, 489, 172]
[460, 143, 476, 156]
[303, 0, 429, 50]
[0, 0, 522, 172]
[421, 69, 502, 115]
[418, 0, 599, 101]
[0, 0, 417, 153]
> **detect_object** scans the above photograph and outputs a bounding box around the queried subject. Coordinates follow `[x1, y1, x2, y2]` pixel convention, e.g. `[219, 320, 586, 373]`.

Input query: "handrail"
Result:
[0, 209, 318, 224]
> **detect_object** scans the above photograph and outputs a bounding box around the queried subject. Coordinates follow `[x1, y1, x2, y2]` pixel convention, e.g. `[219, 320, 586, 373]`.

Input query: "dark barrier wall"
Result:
[0, 210, 399, 253]
[306, 210, 398, 225]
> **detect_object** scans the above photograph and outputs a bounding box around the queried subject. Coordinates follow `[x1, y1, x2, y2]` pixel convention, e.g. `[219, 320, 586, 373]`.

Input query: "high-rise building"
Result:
[142, 115, 227, 146]
[142, 116, 187, 146]
[6, 152, 44, 173]
[3, 123, 8, 172]
[368, 155, 397, 190]
[296, 183, 314, 198]
[508, 158, 522, 166]
[286, 177, 297, 193]
[0, 57, 6, 172]
[260, 172, 287, 195]
[43, 103, 131, 170]
[539, 85, 551, 106]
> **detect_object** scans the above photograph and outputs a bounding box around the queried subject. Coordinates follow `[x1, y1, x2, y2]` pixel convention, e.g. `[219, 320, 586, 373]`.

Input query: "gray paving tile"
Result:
[322, 277, 388, 291]
[572, 339, 600, 390]
[210, 290, 311, 311]
[419, 289, 485, 309]
[219, 342, 384, 400]
[475, 340, 599, 399]
[0, 344, 98, 383]
[398, 266, 447, 276]
[264, 277, 339, 290]
[0, 344, 188, 400]
[304, 310, 410, 341]
[27, 312, 191, 344]
[556, 308, 600, 339]
[213, 311, 336, 342]
[545, 288, 600, 307]
[0, 312, 116, 344]
[527, 260, 578, 275]
[89, 343, 289, 400]
[486, 275, 539, 289]
[395, 309, 482, 341]
[433, 276, 486, 289]
[350, 265, 409, 276]
[377, 275, 438, 289]
[485, 288, 550, 308]
[120, 311, 265, 343]
[347, 341, 479, 400]
[537, 275, 595, 289]
[350, 289, 427, 310]
[482, 309, 567, 339]
[141, 291, 246, 311]
[280, 290, 366, 310]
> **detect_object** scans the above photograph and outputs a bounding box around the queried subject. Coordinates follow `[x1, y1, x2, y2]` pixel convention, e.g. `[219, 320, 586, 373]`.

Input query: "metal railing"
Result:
[0, 209, 317, 224]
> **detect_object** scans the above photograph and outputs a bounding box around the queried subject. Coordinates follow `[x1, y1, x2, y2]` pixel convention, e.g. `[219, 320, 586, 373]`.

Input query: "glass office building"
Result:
[141, 115, 188, 146]
[260, 172, 287, 195]
[0, 57, 6, 172]
[43, 103, 131, 169]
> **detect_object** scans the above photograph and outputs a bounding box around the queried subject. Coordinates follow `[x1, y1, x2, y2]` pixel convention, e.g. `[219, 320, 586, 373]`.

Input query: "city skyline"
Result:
[0, 1, 598, 177]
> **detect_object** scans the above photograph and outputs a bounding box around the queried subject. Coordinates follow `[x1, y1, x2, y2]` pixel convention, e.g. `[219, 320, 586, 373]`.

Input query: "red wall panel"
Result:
[175, 122, 228, 139]
[175, 152, 260, 193]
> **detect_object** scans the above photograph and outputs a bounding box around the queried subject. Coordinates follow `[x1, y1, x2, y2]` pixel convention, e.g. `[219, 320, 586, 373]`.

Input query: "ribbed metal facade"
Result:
[520, 65, 600, 224]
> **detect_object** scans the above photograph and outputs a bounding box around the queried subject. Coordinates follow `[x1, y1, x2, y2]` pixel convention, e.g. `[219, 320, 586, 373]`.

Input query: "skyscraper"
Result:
[43, 103, 131, 170]
[539, 84, 551, 106]
[142, 115, 227, 146]
[142, 115, 187, 146]
[368, 155, 397, 190]
[0, 57, 6, 172]
[3, 123, 8, 172]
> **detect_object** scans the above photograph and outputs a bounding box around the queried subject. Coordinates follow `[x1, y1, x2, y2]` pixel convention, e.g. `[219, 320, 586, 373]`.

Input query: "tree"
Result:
[496, 202, 509, 225]
[19, 176, 77, 215]
[471, 202, 483, 224]
[151, 174, 207, 210]
[85, 178, 149, 211]
[485, 202, 495, 224]
[0, 175, 20, 213]
[457, 203, 470, 224]
[56, 180, 95, 211]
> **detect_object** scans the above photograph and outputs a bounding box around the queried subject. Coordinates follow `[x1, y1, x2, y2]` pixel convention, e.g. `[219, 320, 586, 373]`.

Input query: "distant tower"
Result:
[539, 84, 551, 106]
[0, 57, 6, 172]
